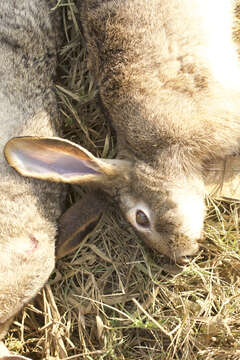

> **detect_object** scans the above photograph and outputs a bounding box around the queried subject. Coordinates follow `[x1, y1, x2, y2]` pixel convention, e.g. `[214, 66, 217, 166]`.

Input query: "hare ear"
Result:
[56, 191, 108, 259]
[4, 137, 131, 184]
[205, 155, 240, 200]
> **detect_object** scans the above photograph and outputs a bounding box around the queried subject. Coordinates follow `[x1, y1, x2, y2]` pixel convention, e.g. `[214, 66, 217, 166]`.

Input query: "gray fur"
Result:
[78, 0, 240, 261]
[0, 0, 63, 352]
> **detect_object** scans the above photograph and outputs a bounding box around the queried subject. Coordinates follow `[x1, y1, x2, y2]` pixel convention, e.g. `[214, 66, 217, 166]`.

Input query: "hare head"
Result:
[4, 137, 205, 263]
[117, 157, 204, 262]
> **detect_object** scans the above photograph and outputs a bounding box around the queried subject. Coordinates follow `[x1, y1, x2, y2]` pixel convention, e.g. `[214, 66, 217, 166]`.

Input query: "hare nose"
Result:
[29, 235, 38, 252]
[17, 235, 38, 258]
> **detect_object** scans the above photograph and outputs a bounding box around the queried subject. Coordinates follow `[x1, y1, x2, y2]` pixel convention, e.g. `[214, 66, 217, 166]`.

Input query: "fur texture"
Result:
[0, 0, 63, 350]
[78, 0, 240, 261]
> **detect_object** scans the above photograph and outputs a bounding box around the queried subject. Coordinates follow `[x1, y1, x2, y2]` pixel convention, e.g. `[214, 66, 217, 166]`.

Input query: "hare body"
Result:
[0, 0, 63, 348]
[78, 0, 240, 261]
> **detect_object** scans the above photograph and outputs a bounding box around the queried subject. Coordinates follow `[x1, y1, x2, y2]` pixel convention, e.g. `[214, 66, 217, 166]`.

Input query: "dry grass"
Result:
[5, 1, 240, 359]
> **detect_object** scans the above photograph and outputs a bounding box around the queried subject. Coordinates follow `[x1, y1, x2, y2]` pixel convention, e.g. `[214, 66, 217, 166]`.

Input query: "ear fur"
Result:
[4, 137, 131, 185]
[56, 191, 108, 258]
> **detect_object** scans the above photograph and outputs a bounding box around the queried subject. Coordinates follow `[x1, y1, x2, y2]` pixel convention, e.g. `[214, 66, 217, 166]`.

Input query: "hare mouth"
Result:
[174, 240, 200, 264]
[176, 255, 193, 265]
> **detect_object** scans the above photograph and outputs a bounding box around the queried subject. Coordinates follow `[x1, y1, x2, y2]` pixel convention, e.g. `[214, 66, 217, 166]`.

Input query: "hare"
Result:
[0, 3, 106, 356]
[0, 1, 66, 358]
[5, 0, 240, 266]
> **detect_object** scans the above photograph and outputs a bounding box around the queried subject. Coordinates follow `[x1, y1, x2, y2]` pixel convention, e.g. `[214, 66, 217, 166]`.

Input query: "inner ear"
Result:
[4, 137, 101, 181]
[4, 137, 131, 185]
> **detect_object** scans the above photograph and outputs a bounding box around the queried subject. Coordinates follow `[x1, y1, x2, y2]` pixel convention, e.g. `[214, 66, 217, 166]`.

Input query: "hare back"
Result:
[80, 0, 240, 162]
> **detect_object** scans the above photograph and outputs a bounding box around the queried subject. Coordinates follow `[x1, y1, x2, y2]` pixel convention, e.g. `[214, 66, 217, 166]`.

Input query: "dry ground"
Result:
[4, 1, 240, 359]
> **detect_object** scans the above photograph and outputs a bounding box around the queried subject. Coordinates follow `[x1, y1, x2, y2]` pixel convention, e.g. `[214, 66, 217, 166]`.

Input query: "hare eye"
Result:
[136, 210, 150, 227]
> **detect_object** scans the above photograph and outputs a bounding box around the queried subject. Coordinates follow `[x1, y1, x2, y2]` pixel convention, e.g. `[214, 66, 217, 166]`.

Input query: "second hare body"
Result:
[0, 1, 64, 357]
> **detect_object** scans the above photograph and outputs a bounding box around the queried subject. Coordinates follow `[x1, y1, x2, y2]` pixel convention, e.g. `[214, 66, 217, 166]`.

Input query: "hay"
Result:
[5, 1, 240, 359]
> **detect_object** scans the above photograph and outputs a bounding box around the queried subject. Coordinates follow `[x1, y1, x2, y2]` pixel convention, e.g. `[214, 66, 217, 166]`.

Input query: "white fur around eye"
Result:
[125, 200, 152, 233]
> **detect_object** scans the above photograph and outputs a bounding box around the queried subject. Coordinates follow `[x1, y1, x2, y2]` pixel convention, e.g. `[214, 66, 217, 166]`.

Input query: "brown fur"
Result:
[77, 0, 240, 260]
